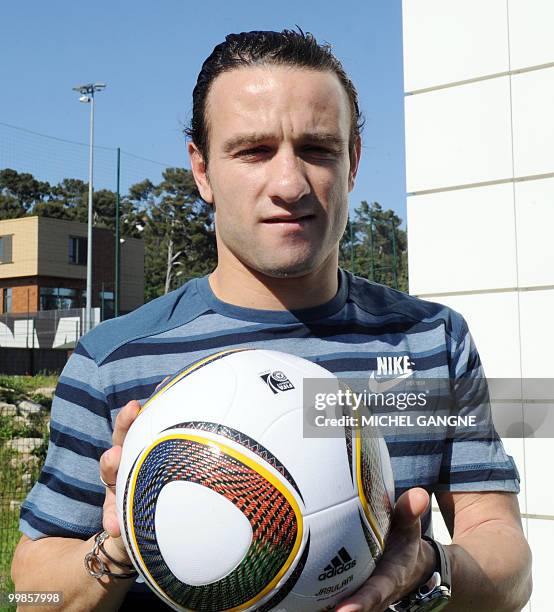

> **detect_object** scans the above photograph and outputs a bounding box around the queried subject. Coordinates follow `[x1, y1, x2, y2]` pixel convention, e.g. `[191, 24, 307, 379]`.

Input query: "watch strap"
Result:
[388, 536, 452, 611]
[421, 536, 451, 591]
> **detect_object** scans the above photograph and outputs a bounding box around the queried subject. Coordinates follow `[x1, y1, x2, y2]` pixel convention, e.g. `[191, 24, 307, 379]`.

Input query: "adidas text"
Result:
[318, 548, 357, 581]
[318, 559, 356, 581]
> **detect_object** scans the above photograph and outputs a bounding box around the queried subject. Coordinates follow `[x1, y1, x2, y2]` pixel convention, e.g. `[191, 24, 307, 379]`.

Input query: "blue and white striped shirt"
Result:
[20, 269, 519, 545]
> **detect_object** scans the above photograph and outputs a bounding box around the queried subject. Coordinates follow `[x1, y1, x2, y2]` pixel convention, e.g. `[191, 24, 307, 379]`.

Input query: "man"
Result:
[12, 30, 531, 611]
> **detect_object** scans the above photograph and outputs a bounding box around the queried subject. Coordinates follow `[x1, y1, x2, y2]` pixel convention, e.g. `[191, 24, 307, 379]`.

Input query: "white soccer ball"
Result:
[116, 348, 395, 611]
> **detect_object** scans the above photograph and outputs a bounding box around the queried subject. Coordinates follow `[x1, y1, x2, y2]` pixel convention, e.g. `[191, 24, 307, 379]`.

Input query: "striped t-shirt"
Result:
[20, 270, 519, 599]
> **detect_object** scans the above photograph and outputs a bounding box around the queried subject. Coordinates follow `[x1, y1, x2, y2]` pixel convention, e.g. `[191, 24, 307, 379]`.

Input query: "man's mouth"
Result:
[263, 214, 315, 224]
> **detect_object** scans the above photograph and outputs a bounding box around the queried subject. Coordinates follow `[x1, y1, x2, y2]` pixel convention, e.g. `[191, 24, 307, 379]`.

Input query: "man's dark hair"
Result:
[185, 29, 363, 165]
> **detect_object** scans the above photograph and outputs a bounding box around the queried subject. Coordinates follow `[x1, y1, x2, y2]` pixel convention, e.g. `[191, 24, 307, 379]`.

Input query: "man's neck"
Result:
[208, 257, 340, 311]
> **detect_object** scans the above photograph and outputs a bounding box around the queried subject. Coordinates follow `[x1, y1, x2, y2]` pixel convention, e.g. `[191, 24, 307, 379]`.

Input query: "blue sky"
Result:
[0, 1, 407, 221]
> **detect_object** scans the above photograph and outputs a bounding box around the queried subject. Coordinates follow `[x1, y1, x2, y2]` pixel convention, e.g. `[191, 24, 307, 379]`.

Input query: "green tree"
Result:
[128, 168, 216, 301]
[32, 177, 88, 220]
[0, 168, 51, 219]
[32, 177, 140, 236]
[339, 201, 408, 292]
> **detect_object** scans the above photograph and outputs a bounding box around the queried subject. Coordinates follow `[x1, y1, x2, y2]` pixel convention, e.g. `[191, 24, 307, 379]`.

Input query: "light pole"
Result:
[72, 82, 106, 334]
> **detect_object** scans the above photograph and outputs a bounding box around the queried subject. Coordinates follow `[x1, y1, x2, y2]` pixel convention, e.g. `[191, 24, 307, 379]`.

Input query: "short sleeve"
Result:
[434, 314, 520, 494]
[19, 343, 112, 540]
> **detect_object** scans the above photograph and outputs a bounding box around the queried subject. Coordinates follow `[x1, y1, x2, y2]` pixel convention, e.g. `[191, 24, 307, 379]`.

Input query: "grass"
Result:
[0, 375, 55, 608]
[0, 444, 44, 611]
[0, 375, 58, 405]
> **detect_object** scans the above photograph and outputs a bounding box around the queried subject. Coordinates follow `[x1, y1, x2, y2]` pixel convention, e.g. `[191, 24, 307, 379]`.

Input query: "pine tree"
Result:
[128, 168, 216, 301]
[339, 201, 408, 292]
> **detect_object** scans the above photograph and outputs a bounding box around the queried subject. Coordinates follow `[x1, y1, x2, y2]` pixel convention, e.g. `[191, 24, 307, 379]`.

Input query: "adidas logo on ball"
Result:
[318, 547, 357, 581]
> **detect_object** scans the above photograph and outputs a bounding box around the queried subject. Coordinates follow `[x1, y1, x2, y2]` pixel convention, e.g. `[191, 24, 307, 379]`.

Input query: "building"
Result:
[402, 1, 553, 609]
[0, 216, 144, 317]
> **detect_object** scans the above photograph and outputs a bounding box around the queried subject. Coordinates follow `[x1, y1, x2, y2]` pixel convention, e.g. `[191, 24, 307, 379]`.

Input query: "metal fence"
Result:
[0, 383, 52, 596]
[0, 307, 99, 350]
[0, 119, 176, 601]
[0, 120, 174, 203]
[0, 308, 101, 597]
[0, 307, 101, 375]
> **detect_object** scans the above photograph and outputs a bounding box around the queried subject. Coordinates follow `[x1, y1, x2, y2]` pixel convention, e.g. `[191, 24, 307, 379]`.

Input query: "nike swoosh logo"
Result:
[368, 370, 414, 393]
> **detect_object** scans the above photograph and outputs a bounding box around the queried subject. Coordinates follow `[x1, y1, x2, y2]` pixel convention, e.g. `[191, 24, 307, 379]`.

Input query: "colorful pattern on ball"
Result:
[126, 433, 303, 611]
[165, 421, 304, 501]
[357, 433, 393, 551]
[256, 534, 311, 612]
[345, 423, 353, 485]
[357, 509, 381, 560]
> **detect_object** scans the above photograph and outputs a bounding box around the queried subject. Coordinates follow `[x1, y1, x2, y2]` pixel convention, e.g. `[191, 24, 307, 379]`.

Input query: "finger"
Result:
[338, 489, 431, 611]
[100, 446, 122, 536]
[113, 400, 141, 447]
[336, 577, 388, 611]
[393, 487, 429, 529]
[100, 445, 122, 490]
[103, 498, 121, 536]
[338, 546, 415, 611]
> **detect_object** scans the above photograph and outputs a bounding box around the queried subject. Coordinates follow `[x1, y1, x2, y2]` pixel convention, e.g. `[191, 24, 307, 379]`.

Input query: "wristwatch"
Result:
[388, 536, 451, 611]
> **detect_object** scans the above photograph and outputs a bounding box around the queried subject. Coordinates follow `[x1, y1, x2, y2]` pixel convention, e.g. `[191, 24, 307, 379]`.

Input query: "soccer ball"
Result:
[116, 348, 395, 611]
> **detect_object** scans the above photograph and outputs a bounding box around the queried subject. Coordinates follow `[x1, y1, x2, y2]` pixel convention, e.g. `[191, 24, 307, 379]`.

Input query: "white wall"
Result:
[403, 2, 554, 610]
[405, 77, 513, 192]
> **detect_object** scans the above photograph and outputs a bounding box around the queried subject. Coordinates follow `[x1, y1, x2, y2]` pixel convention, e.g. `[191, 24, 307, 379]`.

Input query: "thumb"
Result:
[393, 487, 430, 530]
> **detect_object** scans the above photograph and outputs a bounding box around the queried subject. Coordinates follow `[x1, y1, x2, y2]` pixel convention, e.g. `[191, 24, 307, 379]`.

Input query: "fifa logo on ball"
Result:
[260, 370, 295, 394]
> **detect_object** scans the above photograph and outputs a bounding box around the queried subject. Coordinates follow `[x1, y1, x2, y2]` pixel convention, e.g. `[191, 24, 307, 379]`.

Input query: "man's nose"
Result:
[266, 150, 311, 204]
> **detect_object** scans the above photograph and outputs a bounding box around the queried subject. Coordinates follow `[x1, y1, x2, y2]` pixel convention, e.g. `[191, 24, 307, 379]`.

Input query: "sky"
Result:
[0, 0, 407, 222]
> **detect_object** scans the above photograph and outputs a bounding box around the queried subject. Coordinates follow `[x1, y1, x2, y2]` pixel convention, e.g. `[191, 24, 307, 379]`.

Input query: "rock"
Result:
[5, 438, 44, 453]
[0, 386, 15, 395]
[17, 400, 44, 417]
[0, 402, 18, 417]
[21, 473, 33, 486]
[13, 415, 31, 428]
[9, 500, 21, 511]
[10, 454, 41, 469]
[33, 387, 56, 399]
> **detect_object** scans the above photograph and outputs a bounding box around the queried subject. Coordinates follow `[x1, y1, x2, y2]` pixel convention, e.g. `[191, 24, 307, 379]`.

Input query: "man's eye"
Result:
[302, 146, 338, 158]
[237, 147, 269, 157]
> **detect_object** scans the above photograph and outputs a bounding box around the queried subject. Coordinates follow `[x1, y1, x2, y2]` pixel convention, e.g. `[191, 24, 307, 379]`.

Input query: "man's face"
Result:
[190, 65, 360, 278]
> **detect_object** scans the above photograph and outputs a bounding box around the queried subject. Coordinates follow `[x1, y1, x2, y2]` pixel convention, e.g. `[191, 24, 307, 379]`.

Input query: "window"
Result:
[39, 287, 58, 311]
[0, 235, 13, 264]
[40, 287, 81, 310]
[68, 236, 87, 265]
[100, 290, 115, 320]
[2, 288, 12, 313]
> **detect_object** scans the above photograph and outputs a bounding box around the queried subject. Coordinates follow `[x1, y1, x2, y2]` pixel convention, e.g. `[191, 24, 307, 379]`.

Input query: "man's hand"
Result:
[336, 488, 435, 612]
[99, 399, 141, 561]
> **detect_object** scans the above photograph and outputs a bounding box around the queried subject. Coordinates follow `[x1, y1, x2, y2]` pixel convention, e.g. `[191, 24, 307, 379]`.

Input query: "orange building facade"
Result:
[0, 217, 144, 317]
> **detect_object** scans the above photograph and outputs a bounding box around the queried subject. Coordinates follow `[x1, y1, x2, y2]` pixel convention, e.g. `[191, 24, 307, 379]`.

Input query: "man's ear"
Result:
[348, 136, 362, 193]
[188, 141, 214, 204]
